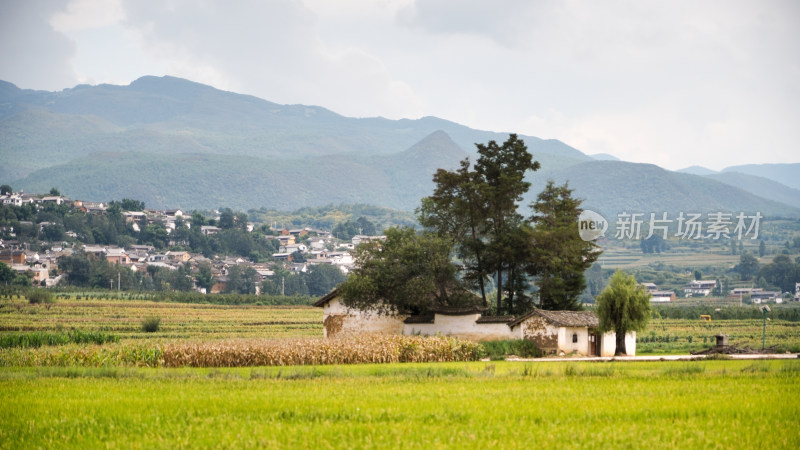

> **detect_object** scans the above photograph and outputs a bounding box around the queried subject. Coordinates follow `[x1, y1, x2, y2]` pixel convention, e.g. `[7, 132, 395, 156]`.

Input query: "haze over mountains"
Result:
[2, 76, 798, 218]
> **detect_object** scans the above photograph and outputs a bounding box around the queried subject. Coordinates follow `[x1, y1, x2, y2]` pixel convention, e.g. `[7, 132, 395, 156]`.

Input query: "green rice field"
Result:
[2, 297, 800, 448]
[1, 360, 799, 448]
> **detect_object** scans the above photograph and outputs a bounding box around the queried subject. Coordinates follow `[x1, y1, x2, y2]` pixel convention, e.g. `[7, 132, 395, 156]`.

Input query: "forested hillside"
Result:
[2, 76, 798, 217]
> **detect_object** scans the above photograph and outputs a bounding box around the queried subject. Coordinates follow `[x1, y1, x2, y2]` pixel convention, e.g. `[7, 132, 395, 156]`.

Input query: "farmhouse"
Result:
[684, 280, 717, 297]
[313, 290, 636, 356]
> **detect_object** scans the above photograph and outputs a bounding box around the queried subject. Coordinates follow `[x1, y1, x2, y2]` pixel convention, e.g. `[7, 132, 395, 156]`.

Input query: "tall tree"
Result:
[219, 208, 236, 229]
[737, 252, 759, 282]
[306, 264, 347, 296]
[595, 270, 652, 355]
[195, 262, 215, 293]
[419, 134, 539, 314]
[528, 181, 601, 310]
[225, 265, 259, 294]
[474, 134, 540, 314]
[0, 262, 16, 285]
[418, 159, 490, 305]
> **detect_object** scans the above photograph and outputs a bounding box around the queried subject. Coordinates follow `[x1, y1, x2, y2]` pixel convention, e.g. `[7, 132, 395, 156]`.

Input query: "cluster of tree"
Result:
[736, 253, 800, 292]
[58, 251, 198, 291]
[652, 304, 800, 322]
[341, 134, 601, 316]
[757, 255, 800, 293]
[0, 262, 35, 287]
[331, 217, 378, 241]
[640, 235, 669, 254]
[247, 204, 416, 235]
[54, 250, 345, 297]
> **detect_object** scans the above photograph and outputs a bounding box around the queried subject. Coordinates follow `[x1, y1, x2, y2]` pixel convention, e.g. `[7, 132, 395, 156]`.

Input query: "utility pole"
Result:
[761, 305, 770, 350]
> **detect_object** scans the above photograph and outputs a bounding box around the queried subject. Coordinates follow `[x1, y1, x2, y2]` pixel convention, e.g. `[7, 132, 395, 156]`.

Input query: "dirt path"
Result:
[504, 353, 799, 362]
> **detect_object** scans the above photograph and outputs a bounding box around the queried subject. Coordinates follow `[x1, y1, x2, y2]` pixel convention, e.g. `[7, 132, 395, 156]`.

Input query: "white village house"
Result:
[314, 291, 636, 356]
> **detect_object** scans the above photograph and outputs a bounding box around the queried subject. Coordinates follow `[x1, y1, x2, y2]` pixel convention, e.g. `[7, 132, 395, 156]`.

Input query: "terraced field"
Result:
[0, 299, 322, 341]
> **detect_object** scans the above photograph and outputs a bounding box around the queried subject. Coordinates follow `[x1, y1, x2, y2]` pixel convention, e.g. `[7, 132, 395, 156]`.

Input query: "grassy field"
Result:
[1, 360, 798, 448]
[2, 297, 800, 448]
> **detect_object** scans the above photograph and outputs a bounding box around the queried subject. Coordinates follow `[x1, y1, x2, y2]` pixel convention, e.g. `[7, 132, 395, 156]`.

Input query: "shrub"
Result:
[26, 289, 53, 305]
[141, 316, 161, 333]
[480, 340, 543, 360]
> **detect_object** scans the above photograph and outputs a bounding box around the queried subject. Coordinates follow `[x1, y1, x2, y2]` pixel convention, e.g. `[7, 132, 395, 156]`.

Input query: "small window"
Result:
[572, 333, 578, 343]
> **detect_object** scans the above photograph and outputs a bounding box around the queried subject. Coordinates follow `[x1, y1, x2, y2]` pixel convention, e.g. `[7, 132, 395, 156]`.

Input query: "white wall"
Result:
[599, 331, 637, 356]
[322, 298, 405, 338]
[405, 313, 515, 341]
[558, 327, 591, 355]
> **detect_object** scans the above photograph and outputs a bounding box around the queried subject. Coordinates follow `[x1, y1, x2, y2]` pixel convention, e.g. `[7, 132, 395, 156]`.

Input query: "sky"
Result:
[1, 0, 798, 171]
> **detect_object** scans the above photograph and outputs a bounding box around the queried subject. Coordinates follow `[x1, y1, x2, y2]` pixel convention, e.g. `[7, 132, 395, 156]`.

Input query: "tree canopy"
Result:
[418, 134, 543, 315]
[339, 227, 478, 315]
[595, 270, 652, 355]
[418, 134, 599, 316]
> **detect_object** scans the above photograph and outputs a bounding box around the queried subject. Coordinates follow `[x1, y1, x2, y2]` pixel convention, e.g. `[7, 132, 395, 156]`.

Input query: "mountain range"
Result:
[2, 76, 798, 219]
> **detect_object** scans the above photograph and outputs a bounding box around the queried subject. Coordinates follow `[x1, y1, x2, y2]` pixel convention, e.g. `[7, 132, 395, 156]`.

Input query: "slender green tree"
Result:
[528, 181, 601, 310]
[195, 262, 215, 293]
[595, 270, 652, 355]
[475, 134, 540, 314]
[418, 159, 490, 305]
[737, 252, 759, 282]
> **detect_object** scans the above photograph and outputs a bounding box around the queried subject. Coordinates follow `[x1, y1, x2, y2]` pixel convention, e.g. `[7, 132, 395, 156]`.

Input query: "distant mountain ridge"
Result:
[2, 75, 799, 218]
[10, 131, 469, 211]
[527, 160, 797, 219]
[0, 75, 588, 181]
[722, 163, 800, 191]
[677, 165, 717, 176]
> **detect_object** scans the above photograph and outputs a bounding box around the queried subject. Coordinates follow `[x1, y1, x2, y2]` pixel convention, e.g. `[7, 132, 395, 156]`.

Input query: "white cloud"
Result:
[0, 0, 78, 90]
[117, 0, 425, 118]
[0, 0, 798, 169]
[50, 0, 123, 31]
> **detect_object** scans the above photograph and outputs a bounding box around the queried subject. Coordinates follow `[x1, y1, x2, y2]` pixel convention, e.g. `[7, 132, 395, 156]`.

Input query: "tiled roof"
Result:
[429, 305, 488, 316]
[313, 289, 340, 307]
[476, 315, 515, 324]
[510, 309, 599, 328]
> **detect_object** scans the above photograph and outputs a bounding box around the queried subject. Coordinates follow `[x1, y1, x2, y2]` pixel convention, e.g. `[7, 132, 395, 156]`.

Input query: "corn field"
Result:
[163, 335, 482, 367]
[0, 335, 483, 368]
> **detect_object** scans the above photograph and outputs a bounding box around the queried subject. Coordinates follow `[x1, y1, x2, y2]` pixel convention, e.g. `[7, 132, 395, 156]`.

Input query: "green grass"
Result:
[1, 360, 798, 448]
[0, 330, 119, 349]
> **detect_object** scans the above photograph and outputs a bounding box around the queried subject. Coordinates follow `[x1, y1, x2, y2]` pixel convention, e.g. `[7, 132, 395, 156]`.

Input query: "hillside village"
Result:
[2, 189, 800, 304]
[0, 190, 382, 295]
